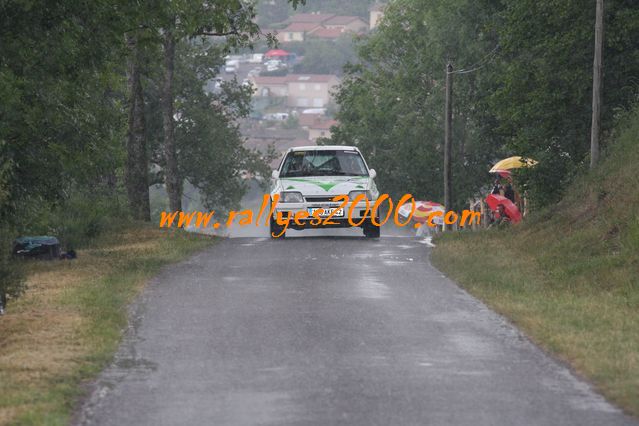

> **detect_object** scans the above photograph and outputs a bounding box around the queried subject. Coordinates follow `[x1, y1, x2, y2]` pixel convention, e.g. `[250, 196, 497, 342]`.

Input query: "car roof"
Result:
[289, 145, 359, 152]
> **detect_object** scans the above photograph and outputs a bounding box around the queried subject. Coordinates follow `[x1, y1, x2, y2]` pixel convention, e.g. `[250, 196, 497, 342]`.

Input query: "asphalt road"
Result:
[75, 217, 638, 426]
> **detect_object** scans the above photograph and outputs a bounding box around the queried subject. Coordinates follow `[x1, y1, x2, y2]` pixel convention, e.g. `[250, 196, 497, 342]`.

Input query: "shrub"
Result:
[50, 194, 127, 249]
[514, 140, 578, 209]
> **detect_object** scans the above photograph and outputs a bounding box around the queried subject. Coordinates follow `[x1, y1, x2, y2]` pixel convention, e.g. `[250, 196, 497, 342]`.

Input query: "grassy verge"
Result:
[431, 108, 639, 416]
[432, 229, 638, 415]
[0, 225, 215, 425]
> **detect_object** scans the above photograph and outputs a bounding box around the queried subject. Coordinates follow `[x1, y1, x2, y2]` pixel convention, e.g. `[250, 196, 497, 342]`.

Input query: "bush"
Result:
[514, 140, 578, 209]
[50, 195, 128, 249]
[14, 192, 129, 250]
[0, 191, 128, 310]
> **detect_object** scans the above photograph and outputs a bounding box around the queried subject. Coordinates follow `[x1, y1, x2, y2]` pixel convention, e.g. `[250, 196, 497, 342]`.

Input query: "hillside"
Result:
[432, 106, 639, 415]
[257, 0, 376, 26]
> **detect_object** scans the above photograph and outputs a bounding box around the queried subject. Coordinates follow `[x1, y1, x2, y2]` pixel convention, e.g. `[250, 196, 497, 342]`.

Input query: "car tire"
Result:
[363, 222, 380, 238]
[269, 217, 285, 239]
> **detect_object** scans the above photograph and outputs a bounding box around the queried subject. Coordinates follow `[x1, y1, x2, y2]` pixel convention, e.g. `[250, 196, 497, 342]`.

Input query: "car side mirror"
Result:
[369, 169, 377, 179]
[271, 170, 280, 179]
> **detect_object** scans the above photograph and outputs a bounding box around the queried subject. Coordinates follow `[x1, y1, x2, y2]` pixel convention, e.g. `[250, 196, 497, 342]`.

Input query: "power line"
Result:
[447, 45, 500, 75]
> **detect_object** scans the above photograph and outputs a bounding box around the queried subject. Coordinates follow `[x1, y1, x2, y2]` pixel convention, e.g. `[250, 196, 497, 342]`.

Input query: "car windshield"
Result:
[279, 150, 369, 177]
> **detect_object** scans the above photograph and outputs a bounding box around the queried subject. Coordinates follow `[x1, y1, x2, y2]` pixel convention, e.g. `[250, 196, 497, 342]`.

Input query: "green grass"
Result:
[431, 109, 639, 416]
[0, 225, 216, 425]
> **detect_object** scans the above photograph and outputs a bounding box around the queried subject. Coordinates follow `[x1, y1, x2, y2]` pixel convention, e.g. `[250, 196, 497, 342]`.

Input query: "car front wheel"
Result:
[269, 217, 286, 239]
[363, 221, 380, 238]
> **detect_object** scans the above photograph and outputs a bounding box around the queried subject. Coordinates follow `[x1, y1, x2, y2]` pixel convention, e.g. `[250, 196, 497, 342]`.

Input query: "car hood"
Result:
[275, 176, 375, 197]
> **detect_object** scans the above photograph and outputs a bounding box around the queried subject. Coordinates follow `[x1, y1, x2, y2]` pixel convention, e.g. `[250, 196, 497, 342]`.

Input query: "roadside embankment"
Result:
[432, 107, 639, 416]
[0, 226, 215, 425]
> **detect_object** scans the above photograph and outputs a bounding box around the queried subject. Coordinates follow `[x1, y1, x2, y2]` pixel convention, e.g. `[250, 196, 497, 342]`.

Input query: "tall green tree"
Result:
[0, 1, 130, 221]
[151, 39, 273, 213]
[125, 33, 151, 221]
[0, 0, 134, 306]
[491, 0, 639, 205]
[331, 0, 639, 208]
[330, 0, 503, 208]
[153, 0, 302, 211]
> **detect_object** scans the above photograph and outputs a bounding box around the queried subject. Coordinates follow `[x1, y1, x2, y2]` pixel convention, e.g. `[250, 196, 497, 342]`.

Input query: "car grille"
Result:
[304, 195, 345, 202]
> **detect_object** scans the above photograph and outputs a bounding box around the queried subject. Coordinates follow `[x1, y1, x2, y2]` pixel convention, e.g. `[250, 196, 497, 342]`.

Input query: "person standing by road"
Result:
[491, 179, 502, 195]
[504, 184, 516, 203]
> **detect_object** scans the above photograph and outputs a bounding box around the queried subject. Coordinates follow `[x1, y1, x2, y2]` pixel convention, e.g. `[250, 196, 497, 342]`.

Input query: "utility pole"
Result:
[590, 0, 604, 169]
[444, 62, 453, 230]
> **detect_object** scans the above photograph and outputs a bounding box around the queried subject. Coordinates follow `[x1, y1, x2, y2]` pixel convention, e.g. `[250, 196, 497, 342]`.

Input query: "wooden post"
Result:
[480, 199, 486, 228]
[444, 62, 453, 230]
[468, 199, 475, 231]
[590, 0, 604, 169]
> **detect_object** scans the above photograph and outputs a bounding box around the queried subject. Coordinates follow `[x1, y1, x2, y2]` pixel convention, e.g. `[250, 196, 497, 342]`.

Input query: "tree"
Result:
[155, 1, 284, 211]
[0, 0, 133, 306]
[124, 0, 304, 216]
[330, 0, 503, 209]
[330, 0, 639, 208]
[492, 0, 639, 205]
[125, 34, 151, 221]
[590, 0, 604, 168]
[143, 38, 276, 215]
[0, 0, 130, 221]
[172, 40, 260, 212]
[162, 24, 181, 211]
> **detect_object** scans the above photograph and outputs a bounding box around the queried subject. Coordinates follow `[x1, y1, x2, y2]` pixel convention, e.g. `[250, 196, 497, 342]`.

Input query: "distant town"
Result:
[216, 5, 386, 167]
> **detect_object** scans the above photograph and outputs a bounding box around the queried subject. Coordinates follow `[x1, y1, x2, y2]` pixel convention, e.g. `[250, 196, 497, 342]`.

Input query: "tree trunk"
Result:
[161, 27, 182, 212]
[590, 0, 604, 169]
[125, 34, 151, 221]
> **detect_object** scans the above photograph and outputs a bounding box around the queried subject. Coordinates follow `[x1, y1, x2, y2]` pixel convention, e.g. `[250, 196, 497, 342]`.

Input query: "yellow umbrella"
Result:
[490, 156, 538, 173]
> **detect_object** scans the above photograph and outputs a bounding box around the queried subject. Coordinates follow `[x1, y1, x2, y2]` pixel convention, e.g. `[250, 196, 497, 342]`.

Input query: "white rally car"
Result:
[270, 146, 380, 238]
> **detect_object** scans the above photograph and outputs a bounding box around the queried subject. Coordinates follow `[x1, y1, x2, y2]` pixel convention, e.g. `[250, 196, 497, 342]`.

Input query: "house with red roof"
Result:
[277, 22, 323, 43]
[307, 27, 344, 40]
[287, 13, 335, 24]
[308, 118, 339, 141]
[323, 16, 368, 33]
[298, 113, 326, 128]
[298, 113, 339, 141]
[251, 76, 288, 97]
[275, 13, 369, 43]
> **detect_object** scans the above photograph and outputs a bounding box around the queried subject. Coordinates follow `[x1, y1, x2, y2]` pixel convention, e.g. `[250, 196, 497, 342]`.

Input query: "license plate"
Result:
[308, 207, 344, 218]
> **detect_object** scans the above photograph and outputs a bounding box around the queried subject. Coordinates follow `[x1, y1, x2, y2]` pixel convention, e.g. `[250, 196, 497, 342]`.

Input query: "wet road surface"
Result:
[76, 222, 637, 425]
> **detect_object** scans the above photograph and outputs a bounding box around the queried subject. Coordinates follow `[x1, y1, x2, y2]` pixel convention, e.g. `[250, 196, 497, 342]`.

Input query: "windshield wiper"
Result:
[315, 170, 347, 175]
[281, 171, 306, 177]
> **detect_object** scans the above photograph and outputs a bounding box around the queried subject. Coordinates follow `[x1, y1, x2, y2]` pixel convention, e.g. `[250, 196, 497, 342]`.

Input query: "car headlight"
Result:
[279, 191, 304, 203]
[348, 190, 372, 201]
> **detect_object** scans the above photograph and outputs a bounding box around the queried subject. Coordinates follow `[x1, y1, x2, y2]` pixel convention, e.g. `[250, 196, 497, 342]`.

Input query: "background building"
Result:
[251, 74, 340, 109]
[369, 4, 385, 30]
